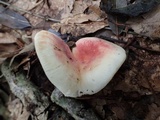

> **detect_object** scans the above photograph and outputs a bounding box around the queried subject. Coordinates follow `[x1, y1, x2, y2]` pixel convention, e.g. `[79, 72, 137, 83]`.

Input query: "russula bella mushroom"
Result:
[34, 30, 126, 97]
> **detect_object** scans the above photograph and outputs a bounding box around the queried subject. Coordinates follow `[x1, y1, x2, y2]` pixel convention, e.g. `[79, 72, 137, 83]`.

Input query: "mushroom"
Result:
[34, 30, 126, 97]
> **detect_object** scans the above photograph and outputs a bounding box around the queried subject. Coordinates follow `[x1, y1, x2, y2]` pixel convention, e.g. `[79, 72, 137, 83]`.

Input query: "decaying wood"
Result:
[1, 60, 49, 117]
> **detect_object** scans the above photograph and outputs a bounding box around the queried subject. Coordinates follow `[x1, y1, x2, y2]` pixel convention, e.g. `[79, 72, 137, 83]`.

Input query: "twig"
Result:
[1, 60, 50, 116]
[0, 0, 60, 23]
[51, 88, 102, 120]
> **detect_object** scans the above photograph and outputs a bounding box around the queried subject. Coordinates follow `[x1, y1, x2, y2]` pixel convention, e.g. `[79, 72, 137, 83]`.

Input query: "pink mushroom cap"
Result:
[34, 30, 126, 97]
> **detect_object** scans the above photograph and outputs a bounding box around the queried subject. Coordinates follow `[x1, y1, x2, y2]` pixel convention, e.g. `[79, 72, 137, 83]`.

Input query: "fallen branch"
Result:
[51, 88, 102, 120]
[1, 60, 49, 117]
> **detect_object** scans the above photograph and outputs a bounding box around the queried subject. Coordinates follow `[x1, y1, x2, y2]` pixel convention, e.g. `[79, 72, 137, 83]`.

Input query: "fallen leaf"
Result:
[23, 0, 75, 26]
[11, 0, 43, 12]
[107, 14, 127, 35]
[9, 43, 34, 67]
[8, 98, 30, 120]
[52, 0, 107, 36]
[0, 44, 19, 57]
[52, 21, 107, 36]
[128, 5, 160, 38]
[100, 0, 160, 17]
[71, 0, 92, 15]
[0, 6, 31, 29]
[62, 1, 104, 23]
[0, 44, 19, 64]
[61, 13, 103, 24]
[45, 0, 75, 19]
[0, 32, 17, 44]
[61, 0, 104, 24]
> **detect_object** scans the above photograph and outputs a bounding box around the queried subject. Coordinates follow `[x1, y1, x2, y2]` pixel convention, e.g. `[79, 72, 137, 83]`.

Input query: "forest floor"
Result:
[0, 0, 160, 120]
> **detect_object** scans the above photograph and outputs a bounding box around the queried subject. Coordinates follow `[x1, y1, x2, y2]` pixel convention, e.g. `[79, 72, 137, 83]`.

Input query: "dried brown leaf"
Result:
[61, 0, 104, 24]
[9, 43, 34, 67]
[11, 0, 43, 12]
[50, 0, 75, 19]
[0, 44, 19, 57]
[8, 98, 30, 120]
[0, 32, 17, 44]
[51, 0, 107, 36]
[0, 43, 19, 64]
[128, 5, 160, 39]
[0, 6, 31, 29]
[71, 0, 92, 15]
[52, 21, 107, 36]
[23, 0, 75, 25]
[61, 13, 103, 24]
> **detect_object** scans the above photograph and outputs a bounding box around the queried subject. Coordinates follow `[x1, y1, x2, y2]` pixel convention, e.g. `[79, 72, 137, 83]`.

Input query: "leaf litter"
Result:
[127, 5, 160, 39]
[0, 6, 31, 29]
[0, 0, 160, 120]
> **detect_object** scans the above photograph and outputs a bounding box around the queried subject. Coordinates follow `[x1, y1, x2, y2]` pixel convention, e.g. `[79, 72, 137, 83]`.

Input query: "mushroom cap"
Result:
[34, 30, 126, 97]
[72, 37, 126, 96]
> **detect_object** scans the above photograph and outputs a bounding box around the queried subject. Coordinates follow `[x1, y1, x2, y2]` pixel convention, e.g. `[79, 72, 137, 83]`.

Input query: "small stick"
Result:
[51, 88, 102, 120]
[1, 60, 50, 116]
